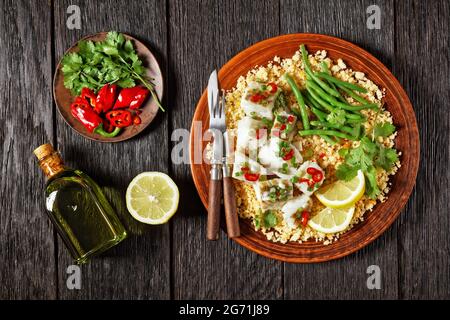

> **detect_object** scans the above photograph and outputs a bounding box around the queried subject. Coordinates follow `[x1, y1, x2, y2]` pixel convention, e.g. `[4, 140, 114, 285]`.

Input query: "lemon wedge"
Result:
[308, 206, 355, 234]
[126, 172, 179, 224]
[315, 170, 365, 208]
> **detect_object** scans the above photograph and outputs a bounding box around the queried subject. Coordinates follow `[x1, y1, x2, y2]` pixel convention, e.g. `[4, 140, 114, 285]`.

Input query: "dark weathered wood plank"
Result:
[394, 0, 450, 299]
[0, 0, 56, 299]
[280, 0, 399, 299]
[53, 0, 170, 299]
[169, 0, 284, 299]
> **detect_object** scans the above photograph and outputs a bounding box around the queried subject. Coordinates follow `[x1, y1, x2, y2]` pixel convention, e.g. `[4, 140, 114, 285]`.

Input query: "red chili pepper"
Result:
[280, 124, 286, 131]
[102, 119, 114, 133]
[312, 171, 324, 183]
[133, 115, 142, 125]
[301, 210, 310, 227]
[244, 173, 260, 181]
[106, 110, 133, 128]
[267, 82, 278, 93]
[287, 115, 295, 123]
[96, 84, 118, 113]
[307, 167, 319, 175]
[299, 178, 310, 184]
[80, 88, 99, 113]
[256, 127, 267, 139]
[282, 148, 294, 161]
[309, 180, 318, 188]
[113, 86, 149, 109]
[250, 93, 266, 103]
[70, 98, 121, 137]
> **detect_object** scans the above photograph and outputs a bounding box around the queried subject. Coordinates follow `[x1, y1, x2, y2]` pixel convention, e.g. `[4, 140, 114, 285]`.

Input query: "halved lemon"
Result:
[315, 170, 365, 208]
[126, 172, 179, 224]
[308, 206, 355, 234]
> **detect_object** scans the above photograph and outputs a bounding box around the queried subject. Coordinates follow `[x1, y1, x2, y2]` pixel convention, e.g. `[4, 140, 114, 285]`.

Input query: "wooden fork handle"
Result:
[223, 164, 240, 238]
[207, 164, 222, 241]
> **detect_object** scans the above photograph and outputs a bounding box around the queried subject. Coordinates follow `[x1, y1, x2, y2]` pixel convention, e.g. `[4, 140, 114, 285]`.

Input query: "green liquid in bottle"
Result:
[35, 144, 127, 264]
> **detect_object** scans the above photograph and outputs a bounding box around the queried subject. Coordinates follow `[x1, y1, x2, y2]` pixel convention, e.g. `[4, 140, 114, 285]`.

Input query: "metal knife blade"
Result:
[207, 70, 218, 116]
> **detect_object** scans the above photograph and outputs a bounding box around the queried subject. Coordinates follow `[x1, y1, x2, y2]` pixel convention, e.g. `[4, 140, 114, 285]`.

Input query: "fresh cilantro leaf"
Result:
[99, 44, 119, 56]
[336, 134, 398, 199]
[374, 146, 398, 170]
[61, 52, 83, 71]
[263, 210, 278, 228]
[124, 39, 134, 53]
[346, 145, 372, 171]
[105, 31, 125, 47]
[78, 40, 96, 58]
[338, 148, 349, 158]
[254, 210, 262, 230]
[336, 163, 360, 181]
[374, 122, 396, 138]
[364, 166, 380, 199]
[117, 77, 135, 88]
[326, 109, 346, 126]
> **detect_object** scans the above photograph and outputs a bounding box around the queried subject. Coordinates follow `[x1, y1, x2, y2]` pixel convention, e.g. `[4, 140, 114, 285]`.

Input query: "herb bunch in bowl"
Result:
[61, 31, 163, 111]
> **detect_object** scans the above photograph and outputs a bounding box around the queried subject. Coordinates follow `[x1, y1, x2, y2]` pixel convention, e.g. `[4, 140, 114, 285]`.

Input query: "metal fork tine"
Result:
[209, 92, 213, 116]
[214, 90, 220, 118]
[220, 94, 226, 119]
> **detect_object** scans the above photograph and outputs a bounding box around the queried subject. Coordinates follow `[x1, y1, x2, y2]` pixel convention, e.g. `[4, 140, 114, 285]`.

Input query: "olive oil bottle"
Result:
[34, 143, 127, 264]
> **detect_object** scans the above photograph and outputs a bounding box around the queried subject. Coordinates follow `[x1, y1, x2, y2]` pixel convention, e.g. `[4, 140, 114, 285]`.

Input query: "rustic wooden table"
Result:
[1, 0, 448, 300]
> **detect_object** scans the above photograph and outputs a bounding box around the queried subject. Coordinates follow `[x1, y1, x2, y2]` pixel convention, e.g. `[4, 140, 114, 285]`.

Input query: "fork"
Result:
[206, 90, 224, 240]
[207, 93, 240, 240]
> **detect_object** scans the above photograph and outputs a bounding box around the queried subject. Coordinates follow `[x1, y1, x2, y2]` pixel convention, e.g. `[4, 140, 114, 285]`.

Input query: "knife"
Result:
[222, 116, 240, 238]
[206, 70, 223, 241]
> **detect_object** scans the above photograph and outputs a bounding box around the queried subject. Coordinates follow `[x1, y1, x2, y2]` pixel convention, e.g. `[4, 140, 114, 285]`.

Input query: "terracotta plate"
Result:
[189, 34, 420, 263]
[53, 32, 163, 142]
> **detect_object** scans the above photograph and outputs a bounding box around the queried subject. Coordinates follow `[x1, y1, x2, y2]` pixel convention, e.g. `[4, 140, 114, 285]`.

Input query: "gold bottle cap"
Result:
[34, 143, 55, 161]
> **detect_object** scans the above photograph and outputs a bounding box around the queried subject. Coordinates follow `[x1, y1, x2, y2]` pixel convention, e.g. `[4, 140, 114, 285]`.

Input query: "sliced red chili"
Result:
[133, 115, 142, 125]
[301, 210, 310, 227]
[280, 124, 286, 131]
[105, 110, 133, 128]
[244, 173, 260, 181]
[287, 115, 295, 123]
[307, 167, 319, 175]
[312, 171, 324, 183]
[250, 93, 266, 103]
[282, 148, 294, 161]
[267, 82, 277, 94]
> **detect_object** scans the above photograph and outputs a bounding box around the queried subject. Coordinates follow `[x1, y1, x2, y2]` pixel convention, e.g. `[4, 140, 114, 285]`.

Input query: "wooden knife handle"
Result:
[223, 176, 240, 238]
[207, 165, 222, 241]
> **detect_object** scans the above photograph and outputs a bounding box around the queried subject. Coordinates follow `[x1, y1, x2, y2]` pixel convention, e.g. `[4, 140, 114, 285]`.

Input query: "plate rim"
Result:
[52, 31, 164, 143]
[189, 33, 420, 263]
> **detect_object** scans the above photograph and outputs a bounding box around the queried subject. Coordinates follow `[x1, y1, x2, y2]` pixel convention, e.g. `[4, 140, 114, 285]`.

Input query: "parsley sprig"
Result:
[255, 210, 279, 230]
[61, 31, 164, 111]
[336, 123, 399, 199]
